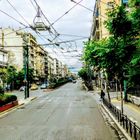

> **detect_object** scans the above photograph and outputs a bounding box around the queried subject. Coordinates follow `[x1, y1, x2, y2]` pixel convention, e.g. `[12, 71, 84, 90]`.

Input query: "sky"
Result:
[0, 0, 95, 73]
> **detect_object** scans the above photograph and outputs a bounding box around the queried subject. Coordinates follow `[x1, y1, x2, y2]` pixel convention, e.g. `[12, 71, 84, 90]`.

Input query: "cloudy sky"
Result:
[0, 0, 95, 73]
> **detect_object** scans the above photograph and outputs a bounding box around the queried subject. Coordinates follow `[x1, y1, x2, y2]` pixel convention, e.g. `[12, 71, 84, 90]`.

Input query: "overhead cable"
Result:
[0, 9, 28, 27]
[6, 0, 31, 26]
[71, 0, 93, 12]
[51, 0, 84, 26]
[32, 0, 58, 35]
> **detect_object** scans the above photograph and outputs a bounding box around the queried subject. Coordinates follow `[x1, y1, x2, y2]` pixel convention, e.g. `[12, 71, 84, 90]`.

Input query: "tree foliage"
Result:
[0, 66, 34, 90]
[105, 6, 134, 38]
[78, 67, 94, 90]
[0, 68, 7, 85]
[83, 4, 140, 90]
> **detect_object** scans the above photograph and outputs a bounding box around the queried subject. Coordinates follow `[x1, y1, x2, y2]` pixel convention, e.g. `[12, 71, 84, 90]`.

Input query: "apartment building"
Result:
[0, 28, 49, 81]
[90, 0, 128, 40]
[0, 27, 69, 82]
[0, 28, 38, 72]
[63, 64, 69, 77]
[0, 28, 24, 70]
[44, 51, 48, 82]
[61, 64, 69, 78]
[36, 45, 46, 81]
[90, 0, 129, 88]
[51, 58, 69, 79]
[53, 58, 57, 76]
[47, 55, 54, 80]
[0, 48, 8, 68]
[58, 61, 63, 77]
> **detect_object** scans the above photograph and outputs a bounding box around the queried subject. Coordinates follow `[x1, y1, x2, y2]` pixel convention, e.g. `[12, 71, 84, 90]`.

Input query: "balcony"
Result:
[0, 61, 8, 67]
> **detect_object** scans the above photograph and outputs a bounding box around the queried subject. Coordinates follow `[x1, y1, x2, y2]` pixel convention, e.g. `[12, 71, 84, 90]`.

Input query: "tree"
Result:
[104, 5, 138, 105]
[0, 68, 7, 92]
[7, 65, 17, 90]
[78, 67, 93, 90]
[129, 0, 140, 32]
[83, 38, 117, 102]
[128, 0, 140, 87]
[15, 67, 34, 89]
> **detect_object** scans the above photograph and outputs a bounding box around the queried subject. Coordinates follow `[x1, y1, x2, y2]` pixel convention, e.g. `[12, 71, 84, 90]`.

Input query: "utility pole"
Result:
[2, 31, 4, 48]
[23, 34, 29, 99]
[1, 30, 5, 93]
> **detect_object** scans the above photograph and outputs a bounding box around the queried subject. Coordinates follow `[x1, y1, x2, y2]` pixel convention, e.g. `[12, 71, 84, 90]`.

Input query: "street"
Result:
[0, 82, 119, 140]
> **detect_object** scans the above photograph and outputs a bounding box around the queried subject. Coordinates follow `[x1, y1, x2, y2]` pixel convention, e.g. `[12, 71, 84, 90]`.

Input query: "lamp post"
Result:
[23, 34, 29, 99]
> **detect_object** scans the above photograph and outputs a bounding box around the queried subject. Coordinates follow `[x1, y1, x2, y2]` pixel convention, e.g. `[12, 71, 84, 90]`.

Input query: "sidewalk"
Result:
[105, 91, 140, 128]
[94, 87, 140, 127]
[111, 98, 140, 127]
[10, 89, 49, 104]
[0, 89, 51, 117]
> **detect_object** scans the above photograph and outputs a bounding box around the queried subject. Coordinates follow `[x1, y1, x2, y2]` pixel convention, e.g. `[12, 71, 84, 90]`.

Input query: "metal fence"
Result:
[103, 99, 140, 140]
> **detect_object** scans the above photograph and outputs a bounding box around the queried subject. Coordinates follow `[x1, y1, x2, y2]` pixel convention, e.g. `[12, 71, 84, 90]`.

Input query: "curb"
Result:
[0, 103, 24, 118]
[30, 96, 37, 101]
[0, 96, 37, 118]
[101, 103, 131, 140]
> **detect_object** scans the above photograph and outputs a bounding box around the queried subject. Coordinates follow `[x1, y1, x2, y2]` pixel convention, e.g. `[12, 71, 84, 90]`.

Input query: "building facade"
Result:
[0, 48, 8, 68]
[36, 45, 46, 82]
[90, 0, 129, 88]
[0, 27, 70, 83]
[0, 28, 48, 80]
[0, 28, 24, 70]
[90, 0, 128, 40]
[47, 55, 54, 80]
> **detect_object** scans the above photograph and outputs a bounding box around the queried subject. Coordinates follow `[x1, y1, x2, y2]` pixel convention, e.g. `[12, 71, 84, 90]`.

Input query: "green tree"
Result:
[0, 68, 7, 91]
[7, 65, 17, 90]
[15, 67, 34, 89]
[104, 5, 137, 104]
[128, 0, 140, 87]
[78, 67, 93, 90]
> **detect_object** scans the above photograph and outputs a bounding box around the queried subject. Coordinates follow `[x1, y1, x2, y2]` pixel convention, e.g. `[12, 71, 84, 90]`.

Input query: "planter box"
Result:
[0, 100, 18, 112]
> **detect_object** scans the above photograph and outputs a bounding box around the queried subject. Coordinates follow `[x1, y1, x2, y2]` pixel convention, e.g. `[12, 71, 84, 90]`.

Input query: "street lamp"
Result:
[23, 34, 29, 99]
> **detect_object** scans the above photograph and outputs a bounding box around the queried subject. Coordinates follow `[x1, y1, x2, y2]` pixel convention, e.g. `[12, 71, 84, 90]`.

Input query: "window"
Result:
[96, 9, 99, 17]
[107, 2, 114, 9]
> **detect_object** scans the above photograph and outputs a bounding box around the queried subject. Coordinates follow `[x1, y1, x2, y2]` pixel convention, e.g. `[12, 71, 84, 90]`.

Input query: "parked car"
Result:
[19, 86, 25, 91]
[72, 80, 76, 83]
[30, 84, 38, 90]
[68, 77, 73, 82]
[40, 83, 48, 89]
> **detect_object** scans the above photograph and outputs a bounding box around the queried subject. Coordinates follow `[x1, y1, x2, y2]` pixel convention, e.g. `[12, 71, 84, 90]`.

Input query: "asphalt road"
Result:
[0, 81, 119, 140]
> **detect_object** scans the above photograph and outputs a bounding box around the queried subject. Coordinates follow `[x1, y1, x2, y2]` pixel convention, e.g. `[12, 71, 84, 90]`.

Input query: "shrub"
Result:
[49, 79, 69, 89]
[0, 85, 4, 94]
[0, 94, 17, 106]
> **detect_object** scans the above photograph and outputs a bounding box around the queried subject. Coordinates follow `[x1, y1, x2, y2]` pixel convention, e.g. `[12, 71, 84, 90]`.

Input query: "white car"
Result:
[19, 86, 25, 91]
[40, 83, 48, 89]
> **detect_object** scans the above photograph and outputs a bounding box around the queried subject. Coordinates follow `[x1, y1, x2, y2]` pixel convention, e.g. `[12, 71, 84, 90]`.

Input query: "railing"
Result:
[103, 99, 140, 140]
